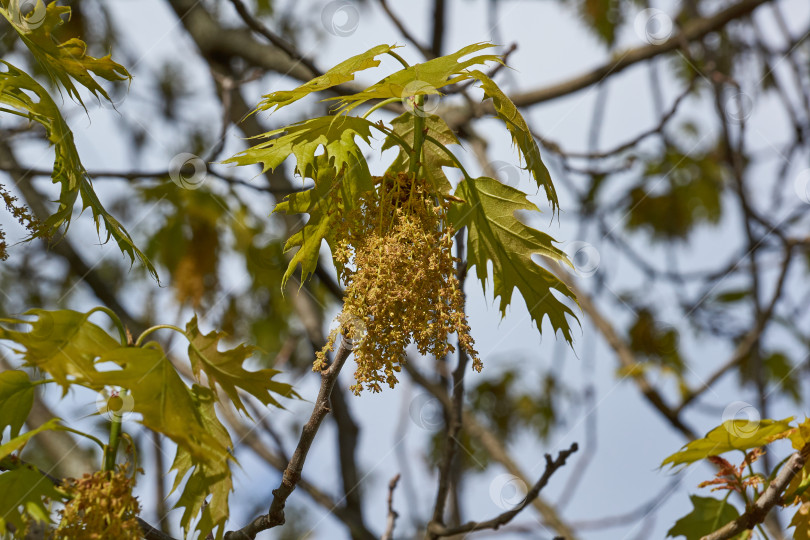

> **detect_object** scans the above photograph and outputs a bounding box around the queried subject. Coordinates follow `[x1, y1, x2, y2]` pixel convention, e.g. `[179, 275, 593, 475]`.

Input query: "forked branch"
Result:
[427, 443, 579, 537]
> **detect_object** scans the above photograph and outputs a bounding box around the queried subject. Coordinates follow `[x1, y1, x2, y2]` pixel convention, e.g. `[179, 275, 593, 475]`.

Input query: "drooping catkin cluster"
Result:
[316, 173, 479, 394]
[55, 466, 141, 540]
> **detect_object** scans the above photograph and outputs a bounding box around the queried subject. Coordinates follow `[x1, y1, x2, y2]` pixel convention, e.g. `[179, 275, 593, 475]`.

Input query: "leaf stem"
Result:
[423, 134, 473, 180]
[103, 411, 123, 471]
[87, 306, 127, 344]
[60, 426, 106, 451]
[386, 51, 410, 69]
[409, 98, 426, 177]
[362, 98, 400, 119]
[135, 324, 186, 347]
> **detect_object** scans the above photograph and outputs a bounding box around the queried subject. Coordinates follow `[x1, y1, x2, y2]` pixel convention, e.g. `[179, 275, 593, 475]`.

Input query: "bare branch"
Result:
[224, 335, 354, 539]
[427, 443, 579, 537]
[381, 473, 402, 540]
[377, 0, 432, 59]
[501, 0, 770, 109]
[226, 0, 322, 77]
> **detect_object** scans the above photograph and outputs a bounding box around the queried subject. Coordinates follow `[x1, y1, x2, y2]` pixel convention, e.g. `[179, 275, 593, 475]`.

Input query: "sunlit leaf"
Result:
[0, 62, 156, 278]
[0, 309, 121, 394]
[0, 464, 64, 534]
[382, 112, 458, 194]
[185, 316, 295, 415]
[667, 495, 741, 539]
[273, 155, 372, 286]
[469, 70, 558, 211]
[95, 346, 230, 463]
[448, 176, 577, 343]
[0, 1, 131, 108]
[257, 44, 397, 113]
[330, 42, 500, 113]
[0, 418, 62, 460]
[0, 371, 34, 439]
[662, 418, 794, 467]
[223, 115, 376, 184]
[170, 385, 233, 540]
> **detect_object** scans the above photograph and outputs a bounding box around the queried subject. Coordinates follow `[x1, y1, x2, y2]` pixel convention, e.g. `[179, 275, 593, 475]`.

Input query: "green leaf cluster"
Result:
[0, 308, 295, 539]
[0, 1, 155, 277]
[225, 42, 577, 342]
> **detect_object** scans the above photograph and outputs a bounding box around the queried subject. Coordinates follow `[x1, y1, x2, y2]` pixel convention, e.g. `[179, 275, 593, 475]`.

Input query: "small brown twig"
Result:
[381, 473, 402, 540]
[427, 443, 579, 537]
[223, 335, 354, 539]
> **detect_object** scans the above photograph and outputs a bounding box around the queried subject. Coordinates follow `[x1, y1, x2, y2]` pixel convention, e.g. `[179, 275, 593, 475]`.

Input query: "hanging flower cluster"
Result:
[55, 466, 141, 540]
[316, 172, 480, 394]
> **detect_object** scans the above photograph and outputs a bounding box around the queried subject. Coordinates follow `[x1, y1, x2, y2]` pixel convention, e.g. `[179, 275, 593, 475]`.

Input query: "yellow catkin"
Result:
[55, 466, 141, 540]
[316, 173, 480, 394]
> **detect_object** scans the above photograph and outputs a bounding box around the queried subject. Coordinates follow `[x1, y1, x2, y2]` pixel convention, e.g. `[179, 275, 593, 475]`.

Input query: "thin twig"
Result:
[377, 0, 432, 59]
[427, 443, 579, 537]
[223, 335, 354, 539]
[226, 0, 321, 77]
[381, 473, 402, 540]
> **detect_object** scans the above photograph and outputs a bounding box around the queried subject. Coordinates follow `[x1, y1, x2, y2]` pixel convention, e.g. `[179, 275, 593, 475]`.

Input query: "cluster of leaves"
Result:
[224, 42, 578, 387]
[662, 417, 810, 539]
[0, 0, 154, 276]
[0, 308, 294, 538]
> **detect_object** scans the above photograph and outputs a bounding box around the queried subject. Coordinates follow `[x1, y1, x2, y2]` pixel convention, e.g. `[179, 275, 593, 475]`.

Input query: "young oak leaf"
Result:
[785, 419, 810, 503]
[666, 495, 743, 540]
[272, 154, 373, 286]
[661, 418, 795, 467]
[0, 309, 121, 394]
[0, 62, 156, 278]
[184, 316, 296, 415]
[169, 385, 233, 540]
[790, 502, 810, 540]
[0, 464, 65, 535]
[0, 2, 131, 109]
[0, 418, 63, 461]
[447, 176, 577, 343]
[256, 44, 398, 113]
[329, 42, 500, 114]
[468, 70, 558, 212]
[223, 115, 375, 185]
[382, 112, 459, 194]
[0, 371, 35, 439]
[94, 346, 230, 464]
